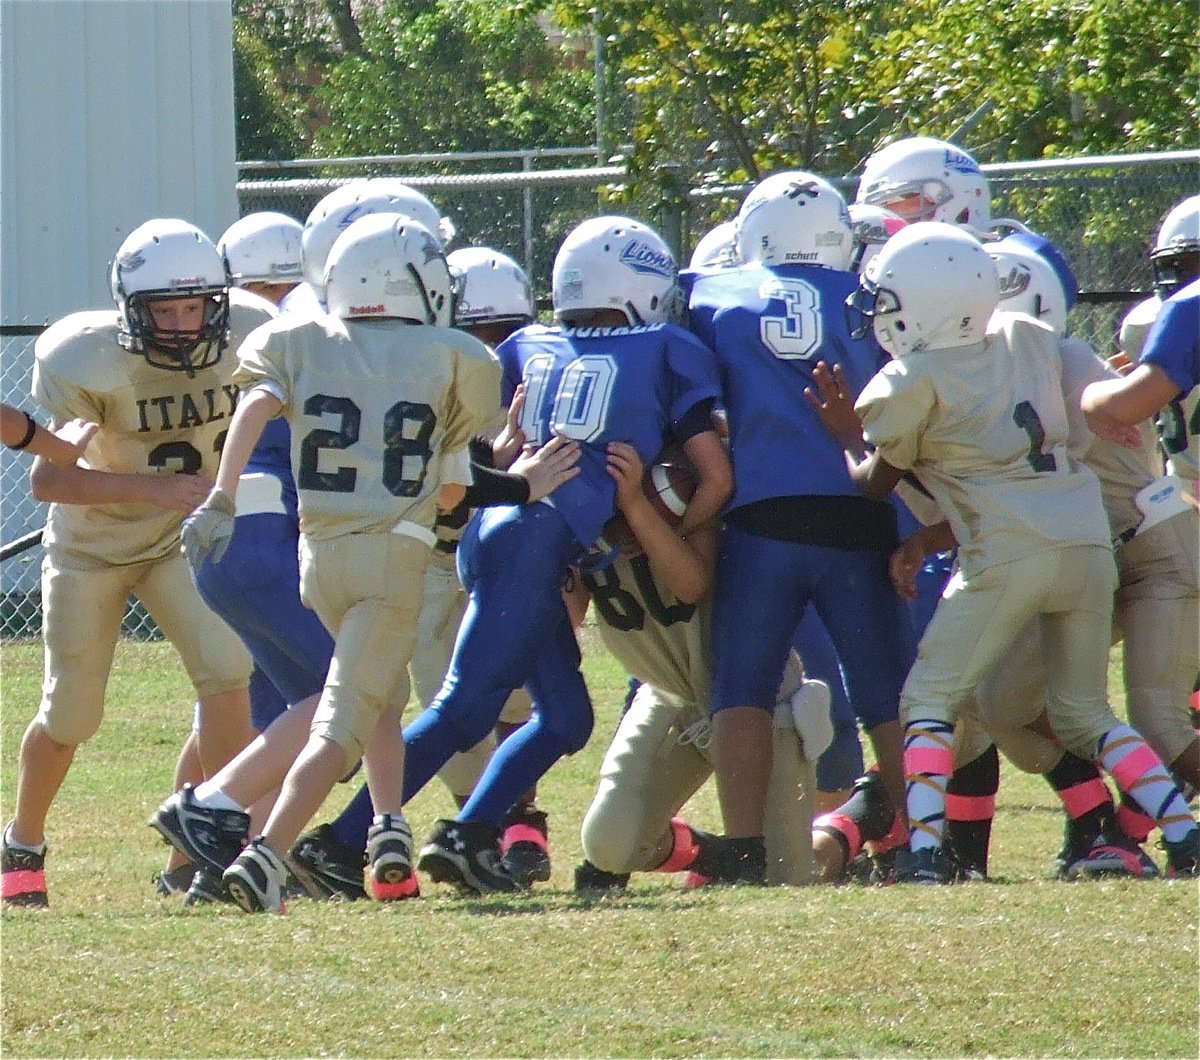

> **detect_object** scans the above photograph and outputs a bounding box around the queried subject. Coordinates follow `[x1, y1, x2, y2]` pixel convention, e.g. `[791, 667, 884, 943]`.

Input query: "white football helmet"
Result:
[301, 180, 449, 292]
[856, 136, 992, 231]
[552, 215, 681, 326]
[323, 213, 452, 325]
[986, 231, 1078, 334]
[110, 218, 230, 375]
[218, 211, 303, 286]
[734, 171, 853, 270]
[689, 219, 738, 270]
[1151, 194, 1200, 298]
[358, 178, 455, 245]
[448, 246, 535, 326]
[847, 203, 908, 274]
[849, 222, 1000, 358]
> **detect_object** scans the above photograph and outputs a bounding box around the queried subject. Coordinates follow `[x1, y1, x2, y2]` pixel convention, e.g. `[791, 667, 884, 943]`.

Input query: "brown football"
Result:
[601, 462, 697, 557]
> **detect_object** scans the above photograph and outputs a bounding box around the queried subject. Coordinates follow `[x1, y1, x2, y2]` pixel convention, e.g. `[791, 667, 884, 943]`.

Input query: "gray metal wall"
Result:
[1, 0, 239, 326]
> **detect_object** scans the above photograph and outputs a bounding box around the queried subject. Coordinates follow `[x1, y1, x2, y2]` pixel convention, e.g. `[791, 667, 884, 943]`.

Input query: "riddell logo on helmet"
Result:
[350, 303, 387, 315]
[619, 240, 674, 278]
[169, 276, 204, 288]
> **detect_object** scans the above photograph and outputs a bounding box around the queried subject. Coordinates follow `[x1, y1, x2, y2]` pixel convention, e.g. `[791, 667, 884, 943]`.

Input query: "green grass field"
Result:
[2, 633, 1196, 1058]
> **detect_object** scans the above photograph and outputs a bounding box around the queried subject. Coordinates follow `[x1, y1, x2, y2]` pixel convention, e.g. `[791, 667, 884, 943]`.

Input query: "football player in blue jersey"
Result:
[686, 172, 917, 883]
[407, 216, 734, 893]
[1084, 276, 1200, 439]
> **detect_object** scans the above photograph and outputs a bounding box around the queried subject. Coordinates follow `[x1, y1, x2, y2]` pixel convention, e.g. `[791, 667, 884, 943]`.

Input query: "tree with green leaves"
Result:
[550, 0, 1193, 188]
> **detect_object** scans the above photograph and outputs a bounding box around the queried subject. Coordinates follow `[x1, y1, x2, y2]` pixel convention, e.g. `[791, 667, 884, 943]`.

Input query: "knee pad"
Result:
[580, 795, 643, 875]
[37, 700, 101, 748]
[541, 699, 594, 755]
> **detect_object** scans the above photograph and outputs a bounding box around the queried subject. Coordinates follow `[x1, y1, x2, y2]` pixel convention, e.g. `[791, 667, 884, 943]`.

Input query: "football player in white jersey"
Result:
[884, 233, 1198, 879]
[178, 214, 501, 912]
[820, 222, 1198, 882]
[2, 219, 272, 908]
[291, 245, 578, 894]
[573, 444, 830, 891]
[1113, 195, 1200, 485]
[150, 210, 312, 901]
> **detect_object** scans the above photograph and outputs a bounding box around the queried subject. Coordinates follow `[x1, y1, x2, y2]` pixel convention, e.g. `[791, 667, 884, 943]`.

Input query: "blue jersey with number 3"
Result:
[495, 322, 721, 549]
[687, 263, 887, 509]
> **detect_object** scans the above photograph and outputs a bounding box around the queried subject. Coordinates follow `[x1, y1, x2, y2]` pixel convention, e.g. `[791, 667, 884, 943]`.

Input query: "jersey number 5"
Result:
[297, 394, 436, 496]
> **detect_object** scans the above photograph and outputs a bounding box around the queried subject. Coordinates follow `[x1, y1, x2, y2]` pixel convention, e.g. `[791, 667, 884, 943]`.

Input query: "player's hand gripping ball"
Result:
[601, 461, 697, 558]
[181, 487, 237, 569]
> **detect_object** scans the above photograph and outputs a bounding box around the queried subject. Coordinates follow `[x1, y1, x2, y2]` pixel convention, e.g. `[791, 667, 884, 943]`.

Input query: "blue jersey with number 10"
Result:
[495, 322, 722, 550]
[687, 263, 887, 509]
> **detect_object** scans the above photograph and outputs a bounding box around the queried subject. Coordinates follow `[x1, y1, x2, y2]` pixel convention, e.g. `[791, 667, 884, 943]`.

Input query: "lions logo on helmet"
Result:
[552, 216, 682, 326]
[857, 136, 992, 232]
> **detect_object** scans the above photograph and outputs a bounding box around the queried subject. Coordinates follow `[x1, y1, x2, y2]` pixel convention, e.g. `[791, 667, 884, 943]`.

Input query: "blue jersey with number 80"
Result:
[495, 322, 721, 550]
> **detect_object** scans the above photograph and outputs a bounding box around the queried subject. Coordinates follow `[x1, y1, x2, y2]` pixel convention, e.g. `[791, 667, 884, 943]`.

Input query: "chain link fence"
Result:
[2, 149, 1196, 637]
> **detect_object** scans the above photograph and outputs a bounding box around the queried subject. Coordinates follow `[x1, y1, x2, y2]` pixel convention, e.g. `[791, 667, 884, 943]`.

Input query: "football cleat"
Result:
[573, 859, 630, 894]
[287, 824, 367, 901]
[1, 832, 48, 908]
[183, 865, 232, 906]
[367, 814, 419, 901]
[683, 835, 765, 888]
[224, 838, 288, 914]
[1163, 826, 1200, 878]
[1063, 827, 1159, 880]
[417, 819, 524, 894]
[153, 861, 198, 897]
[721, 841, 768, 886]
[499, 806, 551, 888]
[867, 847, 899, 886]
[149, 784, 250, 874]
[893, 845, 953, 885]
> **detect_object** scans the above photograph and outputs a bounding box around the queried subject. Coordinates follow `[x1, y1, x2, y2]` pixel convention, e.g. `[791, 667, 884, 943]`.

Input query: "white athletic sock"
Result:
[191, 784, 244, 813]
[3, 822, 46, 855]
[904, 720, 955, 853]
[1096, 725, 1195, 844]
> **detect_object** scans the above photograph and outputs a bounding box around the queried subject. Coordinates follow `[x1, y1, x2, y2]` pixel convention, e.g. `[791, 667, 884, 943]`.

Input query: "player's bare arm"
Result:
[889, 520, 957, 601]
[847, 449, 906, 503]
[1, 405, 97, 466]
[606, 441, 717, 605]
[212, 386, 283, 498]
[1082, 362, 1179, 439]
[30, 453, 212, 511]
[676, 428, 732, 537]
